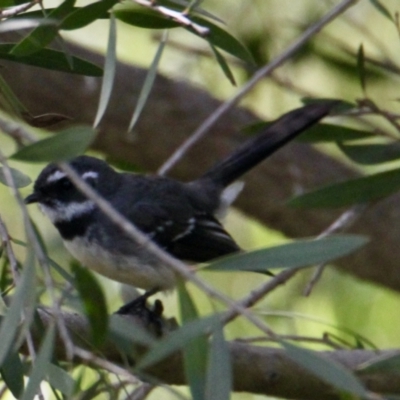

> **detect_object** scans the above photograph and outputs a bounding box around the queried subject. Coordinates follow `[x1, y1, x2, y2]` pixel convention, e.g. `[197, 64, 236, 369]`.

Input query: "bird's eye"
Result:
[58, 178, 73, 190]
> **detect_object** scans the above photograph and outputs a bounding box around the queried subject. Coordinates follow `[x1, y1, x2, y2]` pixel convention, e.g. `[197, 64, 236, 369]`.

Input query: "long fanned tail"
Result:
[201, 101, 338, 188]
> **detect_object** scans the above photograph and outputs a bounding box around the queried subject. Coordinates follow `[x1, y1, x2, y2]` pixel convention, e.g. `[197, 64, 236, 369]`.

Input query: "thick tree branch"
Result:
[29, 307, 400, 400]
[1, 39, 400, 292]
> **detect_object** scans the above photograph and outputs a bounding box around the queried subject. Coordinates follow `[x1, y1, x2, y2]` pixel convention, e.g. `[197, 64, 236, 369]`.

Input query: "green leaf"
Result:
[282, 341, 367, 397]
[205, 323, 231, 400]
[189, 15, 254, 64]
[0, 351, 24, 398]
[299, 123, 373, 143]
[289, 168, 400, 208]
[0, 260, 36, 367]
[61, 0, 118, 30]
[358, 353, 400, 374]
[11, 0, 76, 56]
[369, 0, 393, 21]
[0, 166, 31, 188]
[210, 44, 236, 86]
[20, 325, 56, 400]
[72, 263, 108, 348]
[206, 235, 368, 272]
[115, 9, 254, 63]
[93, 13, 117, 128]
[0, 44, 102, 76]
[137, 314, 220, 370]
[11, 125, 96, 162]
[47, 364, 75, 397]
[128, 30, 167, 132]
[178, 281, 208, 400]
[338, 142, 400, 165]
[357, 44, 366, 94]
[114, 9, 178, 29]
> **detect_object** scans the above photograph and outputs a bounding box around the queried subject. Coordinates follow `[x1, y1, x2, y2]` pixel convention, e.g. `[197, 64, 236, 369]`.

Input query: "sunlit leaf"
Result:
[61, 0, 118, 30]
[289, 168, 400, 208]
[128, 30, 167, 132]
[137, 314, 220, 370]
[93, 13, 117, 128]
[0, 44, 102, 76]
[20, 325, 56, 400]
[339, 142, 400, 165]
[206, 235, 368, 272]
[205, 323, 231, 400]
[11, 125, 96, 162]
[178, 281, 208, 400]
[72, 263, 108, 348]
[0, 166, 31, 188]
[11, 0, 76, 56]
[283, 341, 367, 397]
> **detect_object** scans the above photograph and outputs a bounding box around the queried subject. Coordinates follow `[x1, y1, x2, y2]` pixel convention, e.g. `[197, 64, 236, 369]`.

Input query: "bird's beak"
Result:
[24, 193, 39, 204]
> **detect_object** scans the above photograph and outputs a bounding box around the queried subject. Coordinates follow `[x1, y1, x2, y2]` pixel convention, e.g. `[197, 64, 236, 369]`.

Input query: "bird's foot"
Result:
[115, 288, 164, 336]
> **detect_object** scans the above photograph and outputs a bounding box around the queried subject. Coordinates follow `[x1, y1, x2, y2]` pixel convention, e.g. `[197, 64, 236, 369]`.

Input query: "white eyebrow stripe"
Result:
[46, 170, 66, 183]
[82, 171, 98, 180]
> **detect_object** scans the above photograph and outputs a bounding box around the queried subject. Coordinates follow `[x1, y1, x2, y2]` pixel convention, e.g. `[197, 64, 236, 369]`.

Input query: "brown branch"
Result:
[27, 306, 400, 400]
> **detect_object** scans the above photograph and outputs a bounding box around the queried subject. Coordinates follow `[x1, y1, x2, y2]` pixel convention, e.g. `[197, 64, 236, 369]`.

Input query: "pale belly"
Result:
[63, 237, 177, 291]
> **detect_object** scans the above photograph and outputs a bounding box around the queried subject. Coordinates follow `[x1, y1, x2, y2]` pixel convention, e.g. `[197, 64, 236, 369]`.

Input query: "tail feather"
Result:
[200, 101, 338, 188]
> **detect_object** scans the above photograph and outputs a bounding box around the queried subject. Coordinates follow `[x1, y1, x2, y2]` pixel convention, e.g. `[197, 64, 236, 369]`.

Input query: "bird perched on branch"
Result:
[25, 101, 337, 306]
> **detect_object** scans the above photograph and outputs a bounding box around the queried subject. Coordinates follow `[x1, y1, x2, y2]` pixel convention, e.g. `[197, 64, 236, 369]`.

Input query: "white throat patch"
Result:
[39, 200, 95, 223]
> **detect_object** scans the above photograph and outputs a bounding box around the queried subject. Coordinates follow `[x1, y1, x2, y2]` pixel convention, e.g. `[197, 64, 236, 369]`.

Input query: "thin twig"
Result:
[158, 0, 359, 175]
[304, 204, 367, 296]
[221, 202, 367, 326]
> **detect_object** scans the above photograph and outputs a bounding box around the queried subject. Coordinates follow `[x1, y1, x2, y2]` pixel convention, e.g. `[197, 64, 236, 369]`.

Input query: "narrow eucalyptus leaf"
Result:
[290, 168, 400, 208]
[11, 125, 96, 162]
[0, 261, 36, 367]
[339, 142, 400, 165]
[178, 281, 208, 400]
[47, 364, 75, 396]
[0, 44, 102, 76]
[72, 263, 108, 348]
[206, 235, 368, 272]
[0, 351, 24, 398]
[61, 0, 118, 30]
[0, 166, 31, 188]
[11, 0, 76, 56]
[205, 324, 231, 400]
[93, 13, 117, 128]
[128, 31, 167, 132]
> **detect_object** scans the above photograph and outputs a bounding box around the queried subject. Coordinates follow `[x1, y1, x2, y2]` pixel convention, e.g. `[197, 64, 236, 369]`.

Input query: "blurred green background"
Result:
[2, 0, 400, 398]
